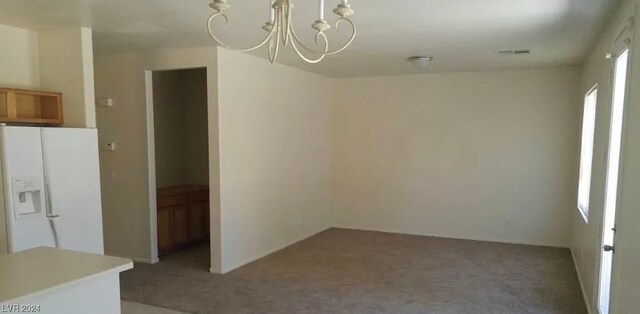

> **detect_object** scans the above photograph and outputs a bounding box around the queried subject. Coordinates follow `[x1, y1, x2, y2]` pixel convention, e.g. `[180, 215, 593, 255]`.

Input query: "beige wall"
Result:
[94, 47, 333, 273]
[39, 27, 96, 128]
[183, 70, 210, 186]
[94, 48, 221, 267]
[152, 71, 185, 187]
[153, 68, 208, 188]
[0, 24, 40, 89]
[572, 0, 640, 313]
[216, 48, 333, 272]
[332, 67, 581, 247]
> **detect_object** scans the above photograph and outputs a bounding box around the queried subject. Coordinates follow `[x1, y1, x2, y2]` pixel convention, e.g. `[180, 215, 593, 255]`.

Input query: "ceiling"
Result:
[0, 0, 616, 77]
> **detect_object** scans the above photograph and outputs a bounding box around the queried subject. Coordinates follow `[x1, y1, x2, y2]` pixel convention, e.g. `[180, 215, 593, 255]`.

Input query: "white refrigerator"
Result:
[0, 126, 104, 255]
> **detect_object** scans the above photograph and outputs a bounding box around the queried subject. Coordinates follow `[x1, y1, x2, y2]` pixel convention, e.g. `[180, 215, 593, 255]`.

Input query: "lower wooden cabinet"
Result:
[157, 208, 173, 252]
[189, 201, 208, 241]
[173, 205, 190, 245]
[157, 185, 210, 255]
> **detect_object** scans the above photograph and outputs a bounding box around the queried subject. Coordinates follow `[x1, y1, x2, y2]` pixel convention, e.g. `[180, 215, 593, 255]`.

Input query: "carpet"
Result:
[120, 228, 586, 314]
[122, 301, 187, 314]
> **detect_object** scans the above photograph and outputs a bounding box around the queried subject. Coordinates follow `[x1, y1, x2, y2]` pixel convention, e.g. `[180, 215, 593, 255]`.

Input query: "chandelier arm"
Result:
[289, 29, 328, 64]
[268, 10, 281, 63]
[268, 22, 283, 63]
[282, 5, 292, 46]
[268, 34, 275, 63]
[325, 17, 357, 56]
[287, 17, 356, 56]
[290, 28, 329, 56]
[288, 26, 325, 54]
[207, 12, 275, 53]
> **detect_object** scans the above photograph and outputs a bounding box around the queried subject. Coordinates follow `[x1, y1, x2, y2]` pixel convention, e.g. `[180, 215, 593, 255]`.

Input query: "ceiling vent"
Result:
[497, 49, 531, 56]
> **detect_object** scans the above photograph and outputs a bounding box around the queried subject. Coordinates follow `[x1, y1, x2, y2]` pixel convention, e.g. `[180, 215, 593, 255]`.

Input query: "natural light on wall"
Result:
[577, 86, 598, 221]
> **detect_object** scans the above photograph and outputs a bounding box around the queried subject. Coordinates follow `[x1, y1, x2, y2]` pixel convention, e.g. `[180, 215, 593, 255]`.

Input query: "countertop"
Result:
[157, 185, 209, 198]
[0, 247, 133, 302]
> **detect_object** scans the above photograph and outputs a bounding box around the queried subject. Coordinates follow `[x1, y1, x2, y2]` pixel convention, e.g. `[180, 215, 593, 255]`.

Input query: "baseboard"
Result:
[219, 226, 331, 273]
[571, 248, 593, 314]
[205, 224, 569, 274]
[331, 224, 569, 248]
[218, 225, 331, 274]
[107, 253, 155, 264]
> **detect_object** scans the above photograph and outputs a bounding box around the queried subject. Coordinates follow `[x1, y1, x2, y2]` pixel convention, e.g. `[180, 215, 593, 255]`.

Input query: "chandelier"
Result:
[207, 0, 356, 64]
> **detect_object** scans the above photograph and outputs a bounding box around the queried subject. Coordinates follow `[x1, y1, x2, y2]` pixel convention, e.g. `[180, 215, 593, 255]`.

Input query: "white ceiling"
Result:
[0, 0, 616, 77]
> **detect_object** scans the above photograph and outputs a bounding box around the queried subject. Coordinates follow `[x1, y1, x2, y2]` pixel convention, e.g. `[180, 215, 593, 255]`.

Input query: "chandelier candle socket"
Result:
[207, 0, 356, 64]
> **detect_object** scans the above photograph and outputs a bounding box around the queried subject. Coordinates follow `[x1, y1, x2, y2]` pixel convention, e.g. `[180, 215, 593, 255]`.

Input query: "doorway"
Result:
[598, 40, 631, 314]
[151, 68, 210, 270]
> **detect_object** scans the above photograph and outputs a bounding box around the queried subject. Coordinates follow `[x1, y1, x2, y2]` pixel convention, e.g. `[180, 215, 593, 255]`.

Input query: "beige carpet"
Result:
[121, 228, 586, 314]
[122, 301, 188, 314]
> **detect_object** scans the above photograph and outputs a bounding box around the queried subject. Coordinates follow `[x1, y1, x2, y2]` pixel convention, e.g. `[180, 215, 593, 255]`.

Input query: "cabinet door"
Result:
[157, 208, 173, 253]
[173, 205, 189, 246]
[189, 201, 208, 241]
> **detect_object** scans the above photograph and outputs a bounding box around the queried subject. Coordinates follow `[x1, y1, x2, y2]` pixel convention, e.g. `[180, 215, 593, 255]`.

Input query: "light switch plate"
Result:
[97, 98, 114, 107]
[103, 142, 116, 151]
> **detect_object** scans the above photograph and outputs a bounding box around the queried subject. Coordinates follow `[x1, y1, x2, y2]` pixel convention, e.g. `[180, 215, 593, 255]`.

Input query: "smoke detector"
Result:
[408, 56, 434, 69]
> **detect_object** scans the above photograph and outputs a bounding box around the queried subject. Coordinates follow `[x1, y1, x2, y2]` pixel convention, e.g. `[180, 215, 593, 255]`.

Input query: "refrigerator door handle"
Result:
[45, 182, 60, 247]
[48, 217, 60, 248]
[44, 182, 59, 218]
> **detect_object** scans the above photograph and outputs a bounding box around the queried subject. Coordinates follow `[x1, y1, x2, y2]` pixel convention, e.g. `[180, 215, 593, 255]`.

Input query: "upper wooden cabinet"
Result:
[0, 88, 64, 125]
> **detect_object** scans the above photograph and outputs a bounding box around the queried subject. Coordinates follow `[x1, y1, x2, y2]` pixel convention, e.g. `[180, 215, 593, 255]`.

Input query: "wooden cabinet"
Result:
[156, 185, 210, 255]
[0, 88, 63, 125]
[173, 205, 190, 245]
[189, 201, 208, 241]
[157, 208, 173, 252]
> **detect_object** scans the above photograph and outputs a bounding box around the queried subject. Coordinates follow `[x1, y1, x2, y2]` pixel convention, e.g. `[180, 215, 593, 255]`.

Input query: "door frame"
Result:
[144, 67, 212, 265]
[597, 18, 634, 314]
[144, 71, 159, 263]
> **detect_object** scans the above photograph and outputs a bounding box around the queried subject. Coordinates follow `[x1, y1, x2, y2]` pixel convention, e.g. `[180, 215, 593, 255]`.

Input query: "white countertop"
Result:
[0, 247, 133, 302]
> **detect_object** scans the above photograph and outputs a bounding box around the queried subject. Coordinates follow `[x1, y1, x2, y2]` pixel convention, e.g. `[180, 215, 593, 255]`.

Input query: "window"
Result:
[577, 86, 598, 221]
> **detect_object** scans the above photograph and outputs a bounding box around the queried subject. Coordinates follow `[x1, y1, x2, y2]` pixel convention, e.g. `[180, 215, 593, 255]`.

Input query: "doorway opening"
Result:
[151, 68, 210, 271]
[598, 47, 630, 314]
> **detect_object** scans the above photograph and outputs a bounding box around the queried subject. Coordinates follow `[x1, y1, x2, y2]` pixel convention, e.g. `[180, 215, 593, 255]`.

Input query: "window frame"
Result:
[577, 84, 598, 222]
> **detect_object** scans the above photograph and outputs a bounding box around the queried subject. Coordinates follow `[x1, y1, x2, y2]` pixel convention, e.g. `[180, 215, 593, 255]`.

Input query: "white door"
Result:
[598, 29, 632, 314]
[0, 126, 54, 252]
[41, 128, 104, 255]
